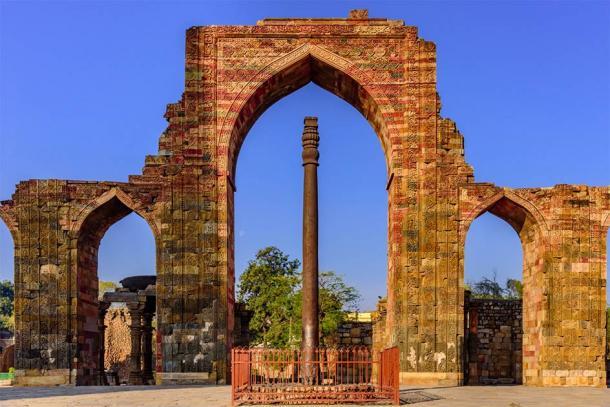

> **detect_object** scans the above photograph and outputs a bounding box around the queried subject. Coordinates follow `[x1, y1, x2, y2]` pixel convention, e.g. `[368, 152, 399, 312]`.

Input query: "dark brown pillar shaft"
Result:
[98, 301, 110, 385]
[127, 302, 144, 385]
[301, 116, 319, 382]
[141, 311, 154, 384]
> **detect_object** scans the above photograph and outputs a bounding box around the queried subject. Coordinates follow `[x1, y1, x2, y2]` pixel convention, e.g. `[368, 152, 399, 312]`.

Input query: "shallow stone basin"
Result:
[120, 275, 156, 292]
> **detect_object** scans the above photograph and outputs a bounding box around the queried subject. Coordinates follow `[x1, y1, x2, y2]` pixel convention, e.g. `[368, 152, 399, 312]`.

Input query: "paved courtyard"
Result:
[0, 385, 609, 407]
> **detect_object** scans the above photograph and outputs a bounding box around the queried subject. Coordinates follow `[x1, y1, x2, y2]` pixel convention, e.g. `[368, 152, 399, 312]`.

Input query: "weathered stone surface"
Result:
[104, 308, 133, 384]
[0, 10, 608, 387]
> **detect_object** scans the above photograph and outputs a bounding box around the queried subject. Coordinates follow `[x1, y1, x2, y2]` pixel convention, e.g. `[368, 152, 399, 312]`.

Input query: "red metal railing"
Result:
[231, 346, 399, 405]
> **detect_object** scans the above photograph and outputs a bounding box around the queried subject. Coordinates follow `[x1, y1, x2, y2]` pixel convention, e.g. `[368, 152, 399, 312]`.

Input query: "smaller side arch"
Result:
[70, 186, 161, 385]
[459, 186, 550, 386]
[461, 188, 549, 240]
[0, 202, 18, 242]
[70, 187, 160, 240]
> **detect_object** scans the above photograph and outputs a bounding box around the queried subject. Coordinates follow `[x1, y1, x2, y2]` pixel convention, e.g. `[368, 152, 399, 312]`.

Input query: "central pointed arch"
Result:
[219, 43, 396, 180]
[217, 43, 400, 359]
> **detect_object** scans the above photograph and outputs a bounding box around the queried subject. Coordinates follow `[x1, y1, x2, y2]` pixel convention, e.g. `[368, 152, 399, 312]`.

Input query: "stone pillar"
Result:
[141, 311, 154, 384]
[127, 301, 144, 385]
[97, 301, 110, 386]
[301, 116, 320, 382]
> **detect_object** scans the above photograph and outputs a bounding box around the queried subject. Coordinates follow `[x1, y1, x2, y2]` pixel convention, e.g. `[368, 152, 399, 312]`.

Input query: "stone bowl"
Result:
[119, 275, 156, 292]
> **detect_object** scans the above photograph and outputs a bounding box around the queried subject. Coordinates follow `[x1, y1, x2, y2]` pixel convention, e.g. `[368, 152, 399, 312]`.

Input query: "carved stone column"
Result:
[141, 311, 154, 384]
[127, 301, 144, 385]
[301, 116, 320, 383]
[98, 301, 110, 385]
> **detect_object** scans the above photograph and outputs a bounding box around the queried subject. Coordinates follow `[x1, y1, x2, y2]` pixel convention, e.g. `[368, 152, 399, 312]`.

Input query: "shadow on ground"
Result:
[399, 388, 443, 404]
[0, 385, 224, 401]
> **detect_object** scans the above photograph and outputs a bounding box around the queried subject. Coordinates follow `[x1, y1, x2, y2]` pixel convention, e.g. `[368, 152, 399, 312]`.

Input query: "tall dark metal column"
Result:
[301, 116, 319, 382]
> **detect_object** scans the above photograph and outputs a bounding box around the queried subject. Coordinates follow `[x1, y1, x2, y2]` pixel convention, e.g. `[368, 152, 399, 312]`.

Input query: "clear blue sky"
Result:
[0, 1, 608, 309]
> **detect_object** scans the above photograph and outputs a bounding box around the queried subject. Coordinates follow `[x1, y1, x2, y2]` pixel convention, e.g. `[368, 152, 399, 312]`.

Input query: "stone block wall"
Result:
[327, 313, 374, 347]
[333, 321, 373, 347]
[465, 297, 522, 384]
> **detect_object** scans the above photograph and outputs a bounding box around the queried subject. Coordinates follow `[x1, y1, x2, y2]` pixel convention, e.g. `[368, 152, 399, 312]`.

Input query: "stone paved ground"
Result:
[0, 385, 609, 407]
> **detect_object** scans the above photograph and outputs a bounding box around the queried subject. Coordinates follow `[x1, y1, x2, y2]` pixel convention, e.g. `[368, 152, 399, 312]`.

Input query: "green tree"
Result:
[318, 271, 360, 345]
[468, 273, 523, 300]
[289, 271, 361, 346]
[0, 280, 14, 331]
[237, 247, 300, 347]
[505, 279, 523, 299]
[471, 276, 505, 299]
[99, 280, 118, 300]
[237, 247, 361, 348]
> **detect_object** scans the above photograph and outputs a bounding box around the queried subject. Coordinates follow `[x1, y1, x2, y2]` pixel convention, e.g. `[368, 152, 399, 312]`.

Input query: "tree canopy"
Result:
[237, 247, 360, 347]
[467, 273, 522, 300]
[99, 280, 118, 299]
[0, 280, 14, 331]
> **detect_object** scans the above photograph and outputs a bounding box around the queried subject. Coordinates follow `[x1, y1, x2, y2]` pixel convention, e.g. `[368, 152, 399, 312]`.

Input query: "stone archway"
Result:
[0, 207, 17, 375]
[217, 44, 398, 358]
[72, 188, 159, 385]
[460, 190, 549, 385]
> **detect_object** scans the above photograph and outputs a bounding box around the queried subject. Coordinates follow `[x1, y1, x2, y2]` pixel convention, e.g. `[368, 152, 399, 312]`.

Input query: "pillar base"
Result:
[13, 369, 74, 386]
[155, 372, 218, 385]
[538, 370, 606, 387]
[128, 372, 144, 385]
[142, 372, 155, 385]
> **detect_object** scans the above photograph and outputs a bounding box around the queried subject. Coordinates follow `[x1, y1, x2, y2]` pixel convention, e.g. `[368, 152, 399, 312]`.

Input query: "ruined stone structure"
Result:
[329, 313, 374, 347]
[100, 276, 156, 386]
[0, 10, 608, 387]
[103, 307, 134, 385]
[465, 296, 523, 385]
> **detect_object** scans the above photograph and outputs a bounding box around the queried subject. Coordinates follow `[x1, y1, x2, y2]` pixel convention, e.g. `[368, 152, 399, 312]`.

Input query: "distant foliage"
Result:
[505, 279, 523, 299]
[291, 271, 361, 346]
[99, 280, 118, 299]
[237, 247, 360, 347]
[0, 280, 14, 331]
[468, 273, 522, 300]
[238, 247, 300, 347]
